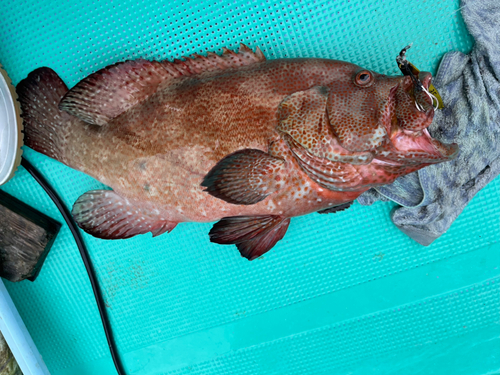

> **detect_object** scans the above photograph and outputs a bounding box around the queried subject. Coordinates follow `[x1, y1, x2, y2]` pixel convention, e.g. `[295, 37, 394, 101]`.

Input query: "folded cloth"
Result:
[357, 0, 500, 245]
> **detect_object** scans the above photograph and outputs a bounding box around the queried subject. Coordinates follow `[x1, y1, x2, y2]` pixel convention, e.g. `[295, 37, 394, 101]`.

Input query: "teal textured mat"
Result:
[1, 0, 499, 374]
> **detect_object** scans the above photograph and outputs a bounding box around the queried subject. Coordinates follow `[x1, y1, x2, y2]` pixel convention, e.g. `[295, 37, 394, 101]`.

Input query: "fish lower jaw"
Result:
[417, 128, 459, 160]
[379, 127, 458, 164]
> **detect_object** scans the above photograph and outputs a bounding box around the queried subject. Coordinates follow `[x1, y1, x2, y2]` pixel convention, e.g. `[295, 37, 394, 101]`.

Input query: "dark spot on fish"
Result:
[138, 161, 147, 171]
[144, 183, 150, 192]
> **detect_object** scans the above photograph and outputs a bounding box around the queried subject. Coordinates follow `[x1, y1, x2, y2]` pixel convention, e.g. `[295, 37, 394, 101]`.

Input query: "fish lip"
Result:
[404, 72, 432, 90]
[419, 72, 432, 90]
[382, 83, 400, 136]
[401, 72, 432, 99]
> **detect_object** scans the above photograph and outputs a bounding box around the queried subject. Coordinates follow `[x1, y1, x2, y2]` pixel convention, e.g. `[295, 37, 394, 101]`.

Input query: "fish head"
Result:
[325, 64, 458, 165]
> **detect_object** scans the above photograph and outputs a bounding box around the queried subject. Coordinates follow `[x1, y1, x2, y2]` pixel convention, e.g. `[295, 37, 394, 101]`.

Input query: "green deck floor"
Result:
[1, 0, 499, 374]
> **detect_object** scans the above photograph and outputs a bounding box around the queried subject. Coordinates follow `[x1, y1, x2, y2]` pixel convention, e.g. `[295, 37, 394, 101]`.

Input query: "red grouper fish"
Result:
[17, 44, 458, 260]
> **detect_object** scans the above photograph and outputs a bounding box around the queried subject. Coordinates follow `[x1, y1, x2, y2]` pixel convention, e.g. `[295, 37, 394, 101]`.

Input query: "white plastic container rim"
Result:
[0, 279, 50, 375]
[0, 66, 23, 186]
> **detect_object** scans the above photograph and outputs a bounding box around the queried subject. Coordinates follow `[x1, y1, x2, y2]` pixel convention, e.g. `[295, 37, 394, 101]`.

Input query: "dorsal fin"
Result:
[178, 44, 265, 74]
[59, 59, 174, 126]
[59, 44, 266, 126]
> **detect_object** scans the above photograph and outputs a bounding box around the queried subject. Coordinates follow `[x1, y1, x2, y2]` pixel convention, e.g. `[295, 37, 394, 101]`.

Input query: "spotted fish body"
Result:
[17, 44, 457, 260]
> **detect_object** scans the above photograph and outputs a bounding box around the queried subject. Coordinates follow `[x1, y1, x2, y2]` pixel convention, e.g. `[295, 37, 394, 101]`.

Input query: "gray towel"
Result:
[357, 0, 500, 245]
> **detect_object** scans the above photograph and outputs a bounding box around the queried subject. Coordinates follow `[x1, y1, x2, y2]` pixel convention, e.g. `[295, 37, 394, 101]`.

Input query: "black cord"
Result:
[21, 157, 126, 375]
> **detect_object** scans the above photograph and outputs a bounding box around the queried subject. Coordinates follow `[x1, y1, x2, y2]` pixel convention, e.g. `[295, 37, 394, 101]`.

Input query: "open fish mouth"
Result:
[375, 128, 459, 166]
[390, 126, 458, 162]
[376, 75, 459, 165]
[375, 131, 458, 167]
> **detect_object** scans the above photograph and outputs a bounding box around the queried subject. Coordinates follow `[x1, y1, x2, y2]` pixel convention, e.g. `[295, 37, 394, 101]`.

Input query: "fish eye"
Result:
[354, 70, 374, 87]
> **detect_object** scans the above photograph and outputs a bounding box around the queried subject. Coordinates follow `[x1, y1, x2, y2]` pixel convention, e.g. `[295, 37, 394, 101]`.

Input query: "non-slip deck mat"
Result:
[1, 0, 499, 374]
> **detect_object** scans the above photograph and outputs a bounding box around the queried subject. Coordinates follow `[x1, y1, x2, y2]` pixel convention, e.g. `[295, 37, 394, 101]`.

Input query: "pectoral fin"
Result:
[209, 215, 290, 260]
[72, 190, 177, 239]
[201, 149, 285, 205]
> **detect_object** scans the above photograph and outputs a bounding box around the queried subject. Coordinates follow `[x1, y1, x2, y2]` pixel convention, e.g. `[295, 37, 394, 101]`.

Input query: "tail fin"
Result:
[16, 68, 73, 162]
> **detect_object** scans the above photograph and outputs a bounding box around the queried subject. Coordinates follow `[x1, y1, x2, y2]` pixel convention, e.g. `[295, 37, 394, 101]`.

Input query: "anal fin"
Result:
[209, 215, 290, 260]
[72, 190, 177, 239]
